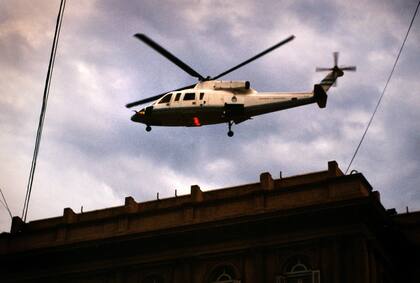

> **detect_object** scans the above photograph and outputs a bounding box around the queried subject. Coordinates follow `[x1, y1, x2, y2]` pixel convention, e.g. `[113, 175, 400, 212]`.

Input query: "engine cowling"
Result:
[213, 80, 250, 90]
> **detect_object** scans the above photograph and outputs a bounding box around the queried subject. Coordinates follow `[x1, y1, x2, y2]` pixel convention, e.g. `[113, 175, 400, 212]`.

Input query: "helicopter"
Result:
[126, 34, 356, 137]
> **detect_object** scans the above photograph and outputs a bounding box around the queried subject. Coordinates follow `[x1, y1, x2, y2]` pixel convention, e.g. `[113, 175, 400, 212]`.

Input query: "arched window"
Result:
[208, 265, 241, 283]
[290, 262, 309, 273]
[276, 257, 320, 283]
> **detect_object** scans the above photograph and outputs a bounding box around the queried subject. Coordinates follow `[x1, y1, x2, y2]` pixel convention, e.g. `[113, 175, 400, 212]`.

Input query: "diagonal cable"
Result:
[345, 0, 420, 174]
[22, 0, 66, 221]
[0, 187, 13, 219]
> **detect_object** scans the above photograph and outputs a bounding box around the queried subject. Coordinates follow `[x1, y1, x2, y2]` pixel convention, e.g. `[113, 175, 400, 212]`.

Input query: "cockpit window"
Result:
[183, 92, 195, 101]
[174, 93, 181, 101]
[158, 93, 172, 104]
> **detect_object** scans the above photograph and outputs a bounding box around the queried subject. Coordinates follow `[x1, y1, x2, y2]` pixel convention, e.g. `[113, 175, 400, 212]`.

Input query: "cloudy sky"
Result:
[0, 0, 419, 232]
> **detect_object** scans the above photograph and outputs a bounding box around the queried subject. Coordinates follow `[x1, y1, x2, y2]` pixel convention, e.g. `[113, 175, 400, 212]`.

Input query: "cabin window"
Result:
[183, 92, 195, 101]
[200, 92, 205, 100]
[158, 93, 172, 104]
[174, 93, 181, 101]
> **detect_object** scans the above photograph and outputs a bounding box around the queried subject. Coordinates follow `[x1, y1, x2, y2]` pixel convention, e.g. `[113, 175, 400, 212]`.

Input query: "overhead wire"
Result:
[21, 0, 66, 222]
[0, 187, 13, 220]
[0, 199, 10, 220]
[345, 0, 420, 174]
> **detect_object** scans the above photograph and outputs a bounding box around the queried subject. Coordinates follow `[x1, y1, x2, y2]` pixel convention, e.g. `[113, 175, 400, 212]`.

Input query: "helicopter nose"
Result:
[131, 111, 144, 123]
[130, 113, 138, 122]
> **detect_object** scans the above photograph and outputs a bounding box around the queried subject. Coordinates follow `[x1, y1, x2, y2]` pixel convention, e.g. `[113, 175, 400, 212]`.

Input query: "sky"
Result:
[0, 0, 419, 232]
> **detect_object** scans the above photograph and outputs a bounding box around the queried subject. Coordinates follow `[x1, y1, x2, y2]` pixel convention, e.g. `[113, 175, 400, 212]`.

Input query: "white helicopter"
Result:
[127, 34, 356, 137]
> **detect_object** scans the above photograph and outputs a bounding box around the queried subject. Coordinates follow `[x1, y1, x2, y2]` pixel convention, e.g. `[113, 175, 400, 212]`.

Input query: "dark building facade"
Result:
[0, 161, 419, 282]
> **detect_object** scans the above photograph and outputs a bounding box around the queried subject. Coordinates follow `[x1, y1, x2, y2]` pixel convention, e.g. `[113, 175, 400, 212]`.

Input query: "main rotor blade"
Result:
[333, 51, 339, 66]
[211, 35, 295, 80]
[125, 83, 197, 108]
[126, 93, 165, 108]
[316, 67, 334, 72]
[340, 66, 357, 71]
[134, 34, 205, 81]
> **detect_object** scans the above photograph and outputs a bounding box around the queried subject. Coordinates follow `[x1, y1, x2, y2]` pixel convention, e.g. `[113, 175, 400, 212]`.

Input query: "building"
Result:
[0, 161, 419, 282]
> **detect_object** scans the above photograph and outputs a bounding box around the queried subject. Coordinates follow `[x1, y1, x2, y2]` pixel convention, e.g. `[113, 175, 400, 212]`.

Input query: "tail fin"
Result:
[314, 84, 327, 108]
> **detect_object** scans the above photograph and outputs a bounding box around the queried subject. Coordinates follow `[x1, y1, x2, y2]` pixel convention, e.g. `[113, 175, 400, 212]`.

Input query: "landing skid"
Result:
[227, 121, 234, 137]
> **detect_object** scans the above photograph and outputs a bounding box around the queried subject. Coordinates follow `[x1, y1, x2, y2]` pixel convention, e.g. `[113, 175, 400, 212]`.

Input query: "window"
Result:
[158, 93, 172, 104]
[208, 265, 240, 283]
[200, 92, 205, 100]
[183, 92, 195, 101]
[276, 257, 320, 283]
[174, 92, 181, 101]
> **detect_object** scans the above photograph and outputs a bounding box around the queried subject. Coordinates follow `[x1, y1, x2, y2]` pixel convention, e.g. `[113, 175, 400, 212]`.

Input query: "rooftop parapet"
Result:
[1, 161, 376, 254]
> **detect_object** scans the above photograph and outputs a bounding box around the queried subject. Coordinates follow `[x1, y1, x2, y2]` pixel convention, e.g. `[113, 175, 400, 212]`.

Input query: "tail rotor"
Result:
[316, 52, 356, 87]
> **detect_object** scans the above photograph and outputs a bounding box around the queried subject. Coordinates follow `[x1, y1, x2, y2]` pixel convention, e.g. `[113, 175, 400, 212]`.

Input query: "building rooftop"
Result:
[1, 160, 418, 255]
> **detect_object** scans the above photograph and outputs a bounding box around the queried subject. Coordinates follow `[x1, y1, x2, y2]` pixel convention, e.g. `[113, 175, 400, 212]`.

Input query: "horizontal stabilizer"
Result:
[314, 84, 327, 108]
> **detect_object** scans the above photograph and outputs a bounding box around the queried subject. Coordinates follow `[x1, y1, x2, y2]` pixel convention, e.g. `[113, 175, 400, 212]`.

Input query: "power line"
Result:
[345, 0, 420, 174]
[21, 0, 67, 222]
[0, 187, 12, 220]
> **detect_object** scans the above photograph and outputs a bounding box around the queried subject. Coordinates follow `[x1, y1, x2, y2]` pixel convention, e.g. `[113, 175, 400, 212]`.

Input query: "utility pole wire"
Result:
[0, 187, 13, 219]
[345, 0, 420, 174]
[0, 199, 11, 219]
[21, 0, 66, 222]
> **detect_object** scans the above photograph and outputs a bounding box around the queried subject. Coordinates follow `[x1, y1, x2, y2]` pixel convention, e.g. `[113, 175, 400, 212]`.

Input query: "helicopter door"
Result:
[178, 92, 198, 124]
[165, 92, 183, 124]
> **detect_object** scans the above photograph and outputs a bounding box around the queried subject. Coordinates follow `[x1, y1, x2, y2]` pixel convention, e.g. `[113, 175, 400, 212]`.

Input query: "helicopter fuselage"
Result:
[131, 80, 317, 127]
[127, 34, 354, 136]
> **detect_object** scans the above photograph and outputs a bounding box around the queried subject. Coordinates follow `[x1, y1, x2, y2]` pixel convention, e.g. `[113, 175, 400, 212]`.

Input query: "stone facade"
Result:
[0, 161, 418, 282]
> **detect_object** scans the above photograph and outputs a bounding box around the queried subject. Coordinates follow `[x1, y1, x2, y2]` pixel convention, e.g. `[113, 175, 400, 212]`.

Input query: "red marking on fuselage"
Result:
[193, 117, 201, 126]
